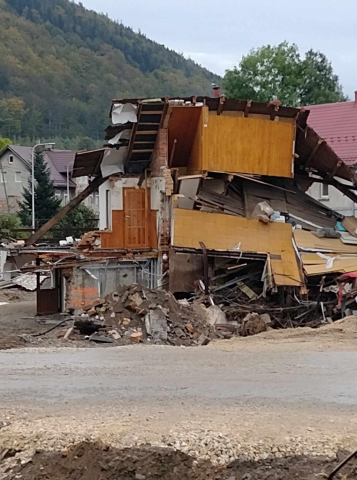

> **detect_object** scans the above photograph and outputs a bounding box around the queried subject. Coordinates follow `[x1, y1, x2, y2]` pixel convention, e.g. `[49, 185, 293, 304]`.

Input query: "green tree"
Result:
[76, 136, 96, 151]
[18, 152, 61, 227]
[0, 97, 26, 137]
[0, 136, 12, 151]
[0, 0, 220, 145]
[0, 213, 25, 240]
[56, 203, 98, 238]
[222, 42, 346, 106]
[300, 50, 347, 105]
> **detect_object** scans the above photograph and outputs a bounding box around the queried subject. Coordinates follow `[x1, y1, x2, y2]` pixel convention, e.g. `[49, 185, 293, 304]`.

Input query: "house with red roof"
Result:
[307, 94, 357, 216]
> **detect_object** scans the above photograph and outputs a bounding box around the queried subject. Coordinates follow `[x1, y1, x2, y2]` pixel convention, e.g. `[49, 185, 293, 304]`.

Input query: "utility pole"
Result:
[0, 160, 9, 213]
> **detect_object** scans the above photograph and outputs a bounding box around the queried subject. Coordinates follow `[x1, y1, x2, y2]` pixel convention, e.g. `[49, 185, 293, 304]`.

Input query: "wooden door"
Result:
[124, 188, 148, 247]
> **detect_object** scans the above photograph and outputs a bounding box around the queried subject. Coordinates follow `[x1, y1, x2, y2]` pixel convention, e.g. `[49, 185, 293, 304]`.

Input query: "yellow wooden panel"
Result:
[188, 110, 295, 178]
[294, 230, 357, 254]
[301, 253, 357, 275]
[173, 208, 301, 286]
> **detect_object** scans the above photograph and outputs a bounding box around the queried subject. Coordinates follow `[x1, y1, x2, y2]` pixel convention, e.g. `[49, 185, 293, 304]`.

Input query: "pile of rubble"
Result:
[75, 284, 216, 346]
[77, 231, 101, 251]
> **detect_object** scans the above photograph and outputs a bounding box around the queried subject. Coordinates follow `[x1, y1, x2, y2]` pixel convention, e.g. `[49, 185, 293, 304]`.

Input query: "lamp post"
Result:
[32, 143, 55, 233]
[66, 161, 74, 204]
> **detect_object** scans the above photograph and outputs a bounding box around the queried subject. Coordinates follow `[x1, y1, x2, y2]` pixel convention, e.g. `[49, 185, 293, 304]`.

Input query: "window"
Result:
[8, 155, 13, 165]
[95, 193, 99, 207]
[320, 183, 329, 199]
[0, 171, 7, 183]
[64, 193, 69, 204]
[15, 172, 21, 183]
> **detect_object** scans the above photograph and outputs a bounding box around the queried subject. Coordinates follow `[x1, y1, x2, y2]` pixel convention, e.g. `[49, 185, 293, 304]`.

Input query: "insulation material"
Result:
[100, 148, 127, 177]
[111, 103, 138, 125]
[107, 129, 131, 146]
[340, 232, 357, 245]
[172, 208, 301, 287]
[294, 230, 357, 254]
[177, 177, 201, 209]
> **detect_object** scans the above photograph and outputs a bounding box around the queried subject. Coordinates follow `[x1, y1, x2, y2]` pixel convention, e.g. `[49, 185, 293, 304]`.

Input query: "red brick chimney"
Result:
[212, 84, 221, 97]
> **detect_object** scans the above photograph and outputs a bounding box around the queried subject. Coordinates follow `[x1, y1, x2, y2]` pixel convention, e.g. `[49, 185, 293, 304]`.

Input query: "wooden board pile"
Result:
[77, 231, 101, 250]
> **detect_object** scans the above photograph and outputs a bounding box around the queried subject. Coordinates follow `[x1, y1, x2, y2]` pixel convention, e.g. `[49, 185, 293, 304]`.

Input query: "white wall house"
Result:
[308, 182, 356, 217]
[0, 146, 99, 214]
[306, 97, 357, 217]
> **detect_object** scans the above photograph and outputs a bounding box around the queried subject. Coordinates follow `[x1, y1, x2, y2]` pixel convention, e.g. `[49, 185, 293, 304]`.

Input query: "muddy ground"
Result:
[0, 289, 116, 350]
[2, 442, 357, 480]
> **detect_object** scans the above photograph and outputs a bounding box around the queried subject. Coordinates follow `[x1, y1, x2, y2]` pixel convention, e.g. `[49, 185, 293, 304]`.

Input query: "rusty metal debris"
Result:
[328, 448, 357, 480]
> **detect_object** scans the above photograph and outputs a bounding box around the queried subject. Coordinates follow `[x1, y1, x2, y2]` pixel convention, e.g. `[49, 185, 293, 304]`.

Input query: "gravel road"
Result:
[0, 345, 357, 405]
[1, 340, 357, 463]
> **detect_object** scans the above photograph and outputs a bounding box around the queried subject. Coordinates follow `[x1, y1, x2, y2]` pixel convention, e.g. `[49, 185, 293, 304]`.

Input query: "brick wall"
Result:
[0, 200, 8, 213]
[151, 129, 168, 176]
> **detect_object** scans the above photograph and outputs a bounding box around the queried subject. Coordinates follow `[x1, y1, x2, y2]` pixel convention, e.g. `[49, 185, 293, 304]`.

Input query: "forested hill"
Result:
[0, 0, 220, 147]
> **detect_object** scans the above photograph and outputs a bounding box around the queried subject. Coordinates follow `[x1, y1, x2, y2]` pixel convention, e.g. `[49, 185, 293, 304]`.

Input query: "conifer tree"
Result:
[18, 152, 61, 228]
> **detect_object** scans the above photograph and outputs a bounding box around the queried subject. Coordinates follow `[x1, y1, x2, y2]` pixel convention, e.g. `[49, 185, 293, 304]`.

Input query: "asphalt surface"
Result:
[0, 345, 356, 407]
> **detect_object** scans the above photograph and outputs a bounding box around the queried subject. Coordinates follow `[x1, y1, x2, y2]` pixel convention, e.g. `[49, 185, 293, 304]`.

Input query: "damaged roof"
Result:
[306, 100, 357, 166]
[72, 149, 105, 178]
[75, 95, 357, 187]
[295, 124, 356, 183]
[110, 96, 307, 122]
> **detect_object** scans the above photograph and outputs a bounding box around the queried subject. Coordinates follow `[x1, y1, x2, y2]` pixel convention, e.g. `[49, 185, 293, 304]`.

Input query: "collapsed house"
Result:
[4, 95, 357, 327]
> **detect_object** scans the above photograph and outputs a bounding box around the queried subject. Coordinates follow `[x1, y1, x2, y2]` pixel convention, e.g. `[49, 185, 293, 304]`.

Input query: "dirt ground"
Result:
[3, 441, 357, 480]
[2, 443, 357, 480]
[1, 290, 357, 479]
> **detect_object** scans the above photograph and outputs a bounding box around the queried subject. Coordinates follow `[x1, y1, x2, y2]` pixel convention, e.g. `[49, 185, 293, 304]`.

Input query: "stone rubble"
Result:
[76, 284, 216, 346]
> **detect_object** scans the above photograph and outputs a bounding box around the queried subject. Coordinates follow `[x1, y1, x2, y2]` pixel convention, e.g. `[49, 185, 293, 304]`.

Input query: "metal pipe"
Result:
[66, 161, 74, 204]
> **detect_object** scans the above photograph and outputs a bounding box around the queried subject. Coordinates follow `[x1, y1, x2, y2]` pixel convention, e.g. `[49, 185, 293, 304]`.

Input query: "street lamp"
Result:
[32, 142, 55, 232]
[66, 161, 74, 204]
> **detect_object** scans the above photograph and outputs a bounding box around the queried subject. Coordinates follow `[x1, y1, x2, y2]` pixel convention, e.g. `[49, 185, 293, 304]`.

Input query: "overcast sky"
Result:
[79, 0, 357, 99]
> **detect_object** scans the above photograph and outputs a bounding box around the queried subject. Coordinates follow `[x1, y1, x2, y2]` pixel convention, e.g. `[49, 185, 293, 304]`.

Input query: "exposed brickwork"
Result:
[151, 129, 168, 176]
[0, 200, 8, 213]
[67, 285, 99, 310]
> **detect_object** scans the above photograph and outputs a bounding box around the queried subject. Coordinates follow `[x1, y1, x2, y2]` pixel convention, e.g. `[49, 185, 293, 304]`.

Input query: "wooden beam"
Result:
[217, 95, 226, 115]
[244, 100, 252, 118]
[125, 102, 142, 170]
[159, 98, 169, 129]
[314, 177, 357, 204]
[199, 241, 209, 295]
[331, 178, 357, 204]
[168, 139, 177, 168]
[305, 138, 324, 167]
[329, 159, 343, 179]
[25, 175, 107, 246]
